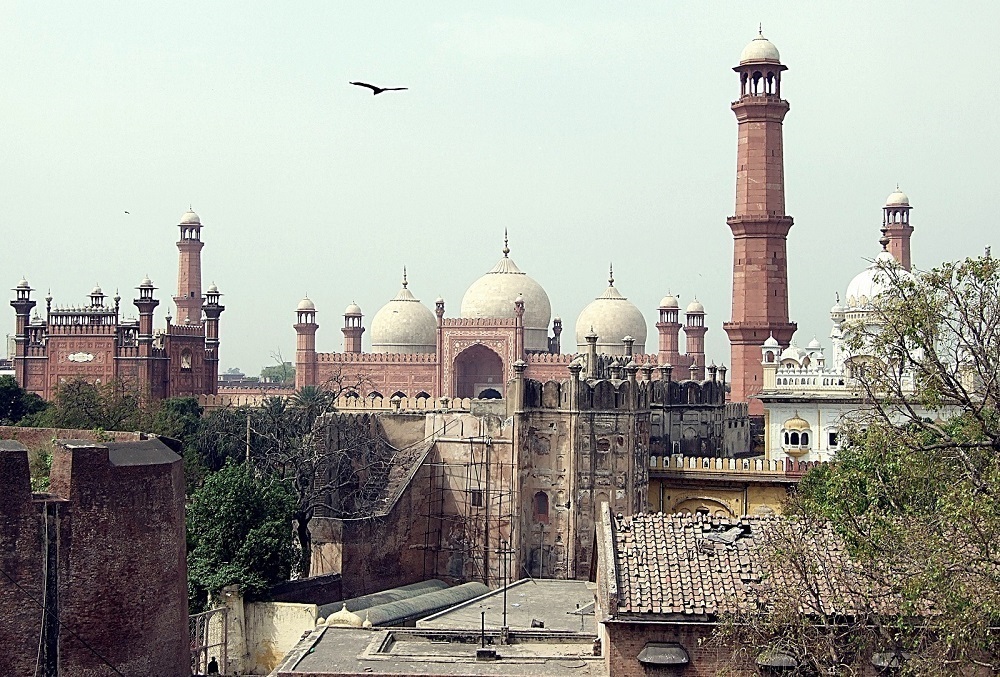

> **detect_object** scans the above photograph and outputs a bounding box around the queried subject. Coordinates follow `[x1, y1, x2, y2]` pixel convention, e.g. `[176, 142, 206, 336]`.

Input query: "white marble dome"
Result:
[297, 296, 316, 312]
[371, 281, 436, 354]
[885, 189, 909, 207]
[344, 302, 362, 316]
[180, 209, 201, 225]
[845, 251, 912, 310]
[460, 247, 551, 352]
[740, 34, 781, 64]
[659, 294, 679, 309]
[686, 298, 705, 314]
[575, 276, 647, 356]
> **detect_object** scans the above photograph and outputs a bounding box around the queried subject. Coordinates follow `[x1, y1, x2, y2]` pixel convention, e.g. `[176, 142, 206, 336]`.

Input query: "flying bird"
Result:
[124, 210, 130, 214]
[350, 81, 408, 95]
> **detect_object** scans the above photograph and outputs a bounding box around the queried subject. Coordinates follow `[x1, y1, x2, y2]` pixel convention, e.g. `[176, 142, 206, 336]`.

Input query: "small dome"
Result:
[325, 603, 363, 628]
[371, 282, 436, 354]
[575, 275, 647, 356]
[807, 337, 823, 351]
[779, 344, 809, 365]
[180, 209, 201, 225]
[344, 302, 362, 316]
[783, 414, 810, 431]
[885, 189, 909, 207]
[91, 285, 103, 295]
[845, 251, 912, 310]
[206, 283, 219, 294]
[830, 301, 845, 315]
[16, 278, 30, 289]
[139, 275, 154, 288]
[297, 296, 316, 311]
[686, 298, 705, 314]
[435, 296, 444, 304]
[460, 242, 551, 352]
[659, 294, 679, 309]
[762, 334, 781, 349]
[740, 33, 781, 64]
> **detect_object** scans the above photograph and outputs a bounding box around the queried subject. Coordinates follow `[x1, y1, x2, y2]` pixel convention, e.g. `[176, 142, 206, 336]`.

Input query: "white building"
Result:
[757, 190, 949, 463]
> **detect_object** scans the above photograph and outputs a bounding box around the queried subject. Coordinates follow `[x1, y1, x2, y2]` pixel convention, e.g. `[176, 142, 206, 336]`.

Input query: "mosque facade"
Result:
[294, 250, 712, 402]
[10, 209, 224, 400]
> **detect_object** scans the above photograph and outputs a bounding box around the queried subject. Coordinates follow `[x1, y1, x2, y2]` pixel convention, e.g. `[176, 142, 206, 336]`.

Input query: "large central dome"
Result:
[460, 240, 551, 352]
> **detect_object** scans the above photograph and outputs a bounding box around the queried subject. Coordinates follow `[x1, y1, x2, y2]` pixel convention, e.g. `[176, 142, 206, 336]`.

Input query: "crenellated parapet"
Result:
[316, 352, 438, 364]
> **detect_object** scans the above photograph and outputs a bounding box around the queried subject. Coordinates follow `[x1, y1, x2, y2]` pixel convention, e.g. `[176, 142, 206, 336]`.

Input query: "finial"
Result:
[502, 229, 510, 257]
[758, 22, 763, 36]
[402, 266, 408, 288]
[608, 263, 614, 287]
[835, 292, 840, 304]
[895, 182, 899, 191]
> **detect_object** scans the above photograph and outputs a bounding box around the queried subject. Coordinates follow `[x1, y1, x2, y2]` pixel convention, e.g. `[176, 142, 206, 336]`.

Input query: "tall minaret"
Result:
[723, 31, 797, 413]
[880, 188, 913, 271]
[174, 208, 204, 325]
[294, 297, 318, 390]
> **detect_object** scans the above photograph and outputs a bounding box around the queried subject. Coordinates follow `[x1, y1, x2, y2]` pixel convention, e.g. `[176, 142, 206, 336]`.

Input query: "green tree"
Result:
[260, 362, 295, 385]
[19, 377, 154, 431]
[187, 462, 298, 606]
[719, 254, 1000, 673]
[0, 374, 47, 424]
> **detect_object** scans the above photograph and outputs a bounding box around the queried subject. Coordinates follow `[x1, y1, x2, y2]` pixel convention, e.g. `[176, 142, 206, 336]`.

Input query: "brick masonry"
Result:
[0, 438, 189, 676]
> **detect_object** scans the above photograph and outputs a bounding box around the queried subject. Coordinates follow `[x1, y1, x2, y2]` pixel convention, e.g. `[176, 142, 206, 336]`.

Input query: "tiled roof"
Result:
[606, 510, 860, 619]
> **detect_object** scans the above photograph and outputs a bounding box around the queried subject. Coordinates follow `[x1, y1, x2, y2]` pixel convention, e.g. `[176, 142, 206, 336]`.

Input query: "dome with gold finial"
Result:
[783, 414, 810, 431]
[460, 231, 552, 351]
[574, 265, 647, 356]
[371, 268, 436, 354]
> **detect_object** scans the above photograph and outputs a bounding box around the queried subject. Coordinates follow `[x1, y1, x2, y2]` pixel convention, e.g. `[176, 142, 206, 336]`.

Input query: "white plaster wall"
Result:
[244, 602, 318, 675]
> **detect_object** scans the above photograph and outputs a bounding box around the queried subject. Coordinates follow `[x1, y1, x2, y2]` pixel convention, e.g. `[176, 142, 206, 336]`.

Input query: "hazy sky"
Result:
[3, 2, 997, 374]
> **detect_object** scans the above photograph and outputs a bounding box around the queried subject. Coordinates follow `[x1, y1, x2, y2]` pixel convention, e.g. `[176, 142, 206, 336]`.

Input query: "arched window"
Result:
[533, 491, 549, 524]
[368, 391, 383, 400]
[801, 432, 809, 446]
[415, 391, 431, 400]
[790, 431, 800, 445]
[180, 348, 192, 371]
[391, 391, 407, 399]
[478, 388, 502, 399]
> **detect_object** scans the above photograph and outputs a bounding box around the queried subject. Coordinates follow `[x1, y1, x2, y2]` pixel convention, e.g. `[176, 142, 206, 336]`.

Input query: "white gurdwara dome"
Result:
[371, 278, 436, 354]
[575, 271, 647, 356]
[460, 243, 552, 352]
[845, 251, 912, 310]
[740, 33, 781, 64]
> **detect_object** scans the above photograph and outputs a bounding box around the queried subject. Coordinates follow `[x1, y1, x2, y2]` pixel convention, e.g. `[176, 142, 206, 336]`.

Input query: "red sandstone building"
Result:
[10, 209, 224, 400]
[295, 253, 714, 400]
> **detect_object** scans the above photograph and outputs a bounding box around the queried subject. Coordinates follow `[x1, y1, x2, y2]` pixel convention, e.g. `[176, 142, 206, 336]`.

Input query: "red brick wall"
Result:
[0, 447, 46, 677]
[0, 441, 190, 676]
[605, 623, 732, 677]
[48, 443, 189, 675]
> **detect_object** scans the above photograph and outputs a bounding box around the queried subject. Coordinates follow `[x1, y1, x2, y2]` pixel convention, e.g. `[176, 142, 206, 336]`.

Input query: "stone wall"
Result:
[0, 439, 188, 676]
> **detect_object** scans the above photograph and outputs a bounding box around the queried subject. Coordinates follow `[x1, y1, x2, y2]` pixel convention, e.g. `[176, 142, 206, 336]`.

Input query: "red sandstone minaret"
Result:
[723, 31, 797, 413]
[174, 208, 204, 325]
[134, 276, 160, 389]
[342, 302, 364, 353]
[880, 188, 913, 271]
[683, 299, 707, 380]
[656, 294, 682, 367]
[294, 297, 318, 390]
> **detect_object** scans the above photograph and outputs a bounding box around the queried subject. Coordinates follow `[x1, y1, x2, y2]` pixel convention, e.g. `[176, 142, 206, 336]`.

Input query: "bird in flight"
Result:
[350, 81, 408, 95]
[124, 210, 130, 214]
